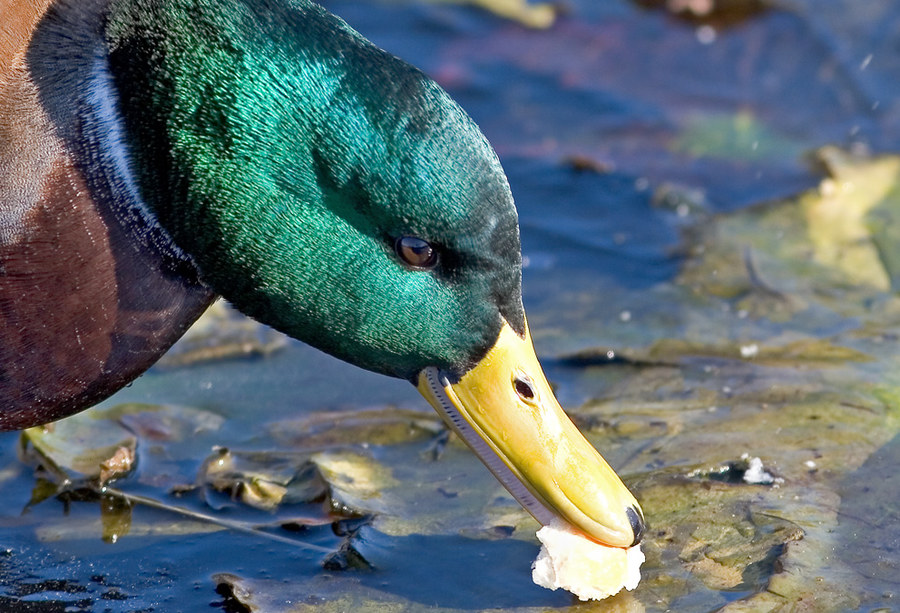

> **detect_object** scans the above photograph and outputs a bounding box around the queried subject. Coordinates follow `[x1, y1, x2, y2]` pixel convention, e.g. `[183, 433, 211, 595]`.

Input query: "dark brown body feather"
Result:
[0, 0, 214, 430]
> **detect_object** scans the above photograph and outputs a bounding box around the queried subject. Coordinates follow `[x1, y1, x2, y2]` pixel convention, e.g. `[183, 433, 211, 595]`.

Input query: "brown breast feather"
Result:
[0, 2, 216, 430]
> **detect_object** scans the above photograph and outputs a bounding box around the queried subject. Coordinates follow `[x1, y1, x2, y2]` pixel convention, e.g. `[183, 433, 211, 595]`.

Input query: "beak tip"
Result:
[627, 506, 645, 547]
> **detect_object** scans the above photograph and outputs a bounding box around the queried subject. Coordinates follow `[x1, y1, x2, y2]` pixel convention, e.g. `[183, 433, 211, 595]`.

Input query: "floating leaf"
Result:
[801, 146, 900, 291]
[21, 417, 137, 485]
[312, 450, 397, 517]
[199, 447, 327, 512]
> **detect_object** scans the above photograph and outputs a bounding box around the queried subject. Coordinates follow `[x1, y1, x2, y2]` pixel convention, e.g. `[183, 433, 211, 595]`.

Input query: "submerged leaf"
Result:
[429, 0, 557, 28]
[155, 300, 288, 368]
[594, 337, 873, 368]
[268, 407, 443, 448]
[213, 572, 409, 613]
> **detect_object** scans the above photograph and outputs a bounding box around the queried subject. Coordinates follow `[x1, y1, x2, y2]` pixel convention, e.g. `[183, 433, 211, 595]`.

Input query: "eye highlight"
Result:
[395, 236, 439, 270]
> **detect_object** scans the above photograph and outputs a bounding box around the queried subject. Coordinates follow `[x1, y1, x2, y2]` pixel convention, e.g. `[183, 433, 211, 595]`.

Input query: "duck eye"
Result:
[395, 236, 439, 269]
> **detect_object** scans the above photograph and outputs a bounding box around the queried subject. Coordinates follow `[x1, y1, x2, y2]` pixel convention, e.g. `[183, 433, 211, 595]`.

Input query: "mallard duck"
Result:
[0, 0, 644, 548]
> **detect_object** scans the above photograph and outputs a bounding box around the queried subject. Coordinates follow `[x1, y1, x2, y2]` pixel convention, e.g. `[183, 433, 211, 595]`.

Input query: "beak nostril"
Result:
[626, 506, 645, 547]
[513, 375, 536, 402]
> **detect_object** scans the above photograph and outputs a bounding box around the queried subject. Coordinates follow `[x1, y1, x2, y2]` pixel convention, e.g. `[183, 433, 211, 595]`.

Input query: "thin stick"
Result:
[101, 486, 335, 554]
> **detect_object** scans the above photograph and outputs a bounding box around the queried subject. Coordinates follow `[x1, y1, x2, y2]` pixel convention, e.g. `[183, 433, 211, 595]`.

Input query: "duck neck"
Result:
[25, 0, 203, 278]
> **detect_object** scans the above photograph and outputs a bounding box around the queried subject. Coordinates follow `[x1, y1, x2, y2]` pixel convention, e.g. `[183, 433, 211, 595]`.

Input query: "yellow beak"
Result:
[417, 319, 644, 548]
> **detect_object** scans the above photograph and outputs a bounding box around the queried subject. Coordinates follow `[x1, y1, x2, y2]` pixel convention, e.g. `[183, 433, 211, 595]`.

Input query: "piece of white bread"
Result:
[531, 520, 644, 601]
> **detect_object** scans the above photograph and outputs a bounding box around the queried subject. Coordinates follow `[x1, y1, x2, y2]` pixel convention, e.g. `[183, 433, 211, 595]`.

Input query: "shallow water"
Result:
[4, 0, 900, 611]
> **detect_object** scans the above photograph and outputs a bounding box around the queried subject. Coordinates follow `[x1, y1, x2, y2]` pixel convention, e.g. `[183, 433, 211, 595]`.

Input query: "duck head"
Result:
[94, 0, 644, 547]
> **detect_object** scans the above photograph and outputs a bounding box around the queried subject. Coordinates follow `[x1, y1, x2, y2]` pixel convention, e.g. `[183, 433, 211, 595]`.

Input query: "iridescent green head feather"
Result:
[105, 0, 525, 379]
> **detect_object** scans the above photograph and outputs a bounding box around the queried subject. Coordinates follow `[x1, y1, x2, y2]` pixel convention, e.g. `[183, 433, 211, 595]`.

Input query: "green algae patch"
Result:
[555, 149, 900, 611]
[672, 110, 806, 165]
[596, 374, 899, 609]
